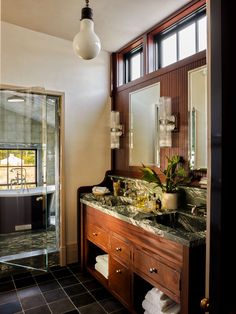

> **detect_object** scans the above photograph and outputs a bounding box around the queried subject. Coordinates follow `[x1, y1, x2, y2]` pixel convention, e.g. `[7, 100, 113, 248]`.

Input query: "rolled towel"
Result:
[95, 254, 108, 264]
[142, 299, 174, 314]
[95, 262, 108, 279]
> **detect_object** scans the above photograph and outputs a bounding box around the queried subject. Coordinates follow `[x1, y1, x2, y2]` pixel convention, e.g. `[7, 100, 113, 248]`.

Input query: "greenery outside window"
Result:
[0, 149, 37, 190]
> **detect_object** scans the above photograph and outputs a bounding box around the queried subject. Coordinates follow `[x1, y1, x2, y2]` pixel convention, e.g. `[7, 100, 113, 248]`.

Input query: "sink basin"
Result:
[148, 211, 206, 233]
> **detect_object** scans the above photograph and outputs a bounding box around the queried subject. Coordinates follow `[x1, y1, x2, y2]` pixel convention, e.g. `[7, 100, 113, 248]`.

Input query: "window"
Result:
[155, 10, 206, 70]
[0, 149, 37, 190]
[124, 46, 143, 83]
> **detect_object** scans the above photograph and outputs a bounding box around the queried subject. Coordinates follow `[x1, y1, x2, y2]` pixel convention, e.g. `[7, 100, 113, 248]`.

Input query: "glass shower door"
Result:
[0, 89, 51, 271]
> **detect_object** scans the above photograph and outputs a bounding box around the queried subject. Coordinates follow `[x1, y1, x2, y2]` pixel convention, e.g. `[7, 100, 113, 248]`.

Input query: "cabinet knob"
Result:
[116, 269, 122, 274]
[92, 232, 98, 236]
[149, 267, 158, 274]
[115, 247, 122, 252]
[200, 298, 209, 311]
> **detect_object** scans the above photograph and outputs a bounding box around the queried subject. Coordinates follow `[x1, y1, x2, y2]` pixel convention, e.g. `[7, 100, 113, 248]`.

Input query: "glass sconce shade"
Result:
[111, 111, 123, 149]
[158, 96, 176, 147]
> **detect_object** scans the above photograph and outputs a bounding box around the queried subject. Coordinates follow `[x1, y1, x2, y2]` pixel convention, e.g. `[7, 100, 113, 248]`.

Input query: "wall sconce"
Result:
[110, 111, 123, 149]
[158, 96, 178, 147]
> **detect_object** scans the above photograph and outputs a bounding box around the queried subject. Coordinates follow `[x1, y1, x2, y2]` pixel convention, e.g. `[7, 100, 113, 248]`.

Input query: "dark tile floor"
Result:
[0, 263, 131, 314]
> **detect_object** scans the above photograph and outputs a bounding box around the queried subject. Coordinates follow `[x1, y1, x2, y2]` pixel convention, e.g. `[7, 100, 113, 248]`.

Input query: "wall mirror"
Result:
[188, 65, 207, 170]
[129, 82, 160, 167]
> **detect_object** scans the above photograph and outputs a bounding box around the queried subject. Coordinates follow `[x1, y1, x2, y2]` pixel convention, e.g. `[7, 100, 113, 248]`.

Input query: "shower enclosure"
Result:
[0, 87, 62, 271]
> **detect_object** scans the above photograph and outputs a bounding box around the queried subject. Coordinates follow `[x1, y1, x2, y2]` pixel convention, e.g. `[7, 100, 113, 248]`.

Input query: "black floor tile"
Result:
[48, 298, 76, 314]
[14, 277, 36, 289]
[111, 309, 131, 314]
[82, 279, 103, 291]
[12, 271, 32, 280]
[74, 272, 94, 282]
[64, 283, 87, 297]
[24, 304, 51, 314]
[79, 302, 107, 314]
[20, 293, 46, 310]
[43, 288, 67, 303]
[17, 286, 41, 299]
[52, 268, 72, 279]
[0, 281, 15, 293]
[57, 275, 79, 287]
[0, 266, 132, 314]
[0, 290, 18, 306]
[70, 292, 95, 308]
[50, 265, 67, 272]
[0, 300, 22, 314]
[90, 287, 112, 301]
[34, 272, 55, 283]
[0, 276, 12, 283]
[99, 297, 124, 313]
[38, 279, 60, 292]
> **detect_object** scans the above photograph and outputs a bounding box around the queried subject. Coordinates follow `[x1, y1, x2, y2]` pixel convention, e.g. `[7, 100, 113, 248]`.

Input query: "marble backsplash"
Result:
[108, 175, 207, 209]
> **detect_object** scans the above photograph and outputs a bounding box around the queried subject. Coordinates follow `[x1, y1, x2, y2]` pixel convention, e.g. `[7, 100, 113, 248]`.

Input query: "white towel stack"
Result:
[142, 287, 180, 314]
[94, 254, 109, 279]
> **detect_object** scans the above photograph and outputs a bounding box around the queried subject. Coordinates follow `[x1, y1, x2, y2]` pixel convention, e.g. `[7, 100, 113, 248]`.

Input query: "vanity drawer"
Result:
[110, 233, 131, 265]
[133, 247, 180, 297]
[87, 223, 109, 251]
[109, 257, 131, 306]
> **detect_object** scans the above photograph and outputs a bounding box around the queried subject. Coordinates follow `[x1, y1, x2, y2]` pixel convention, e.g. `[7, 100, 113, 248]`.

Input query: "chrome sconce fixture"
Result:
[73, 0, 101, 60]
[158, 96, 178, 147]
[110, 111, 123, 149]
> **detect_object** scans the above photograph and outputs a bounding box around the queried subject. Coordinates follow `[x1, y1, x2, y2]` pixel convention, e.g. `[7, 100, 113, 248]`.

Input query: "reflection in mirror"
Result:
[188, 65, 207, 169]
[129, 83, 160, 167]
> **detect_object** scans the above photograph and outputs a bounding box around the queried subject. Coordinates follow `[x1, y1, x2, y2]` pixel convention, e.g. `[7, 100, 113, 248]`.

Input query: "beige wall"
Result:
[0, 21, 111, 262]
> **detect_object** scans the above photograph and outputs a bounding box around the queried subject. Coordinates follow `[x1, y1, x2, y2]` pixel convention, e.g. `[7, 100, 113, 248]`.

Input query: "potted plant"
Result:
[140, 155, 190, 210]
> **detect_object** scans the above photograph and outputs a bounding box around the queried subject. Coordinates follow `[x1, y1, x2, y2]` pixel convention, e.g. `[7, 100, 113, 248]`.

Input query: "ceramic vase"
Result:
[161, 192, 178, 210]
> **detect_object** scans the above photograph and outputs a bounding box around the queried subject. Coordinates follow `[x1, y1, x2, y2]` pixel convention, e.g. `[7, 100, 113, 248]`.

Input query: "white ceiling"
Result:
[1, 0, 191, 52]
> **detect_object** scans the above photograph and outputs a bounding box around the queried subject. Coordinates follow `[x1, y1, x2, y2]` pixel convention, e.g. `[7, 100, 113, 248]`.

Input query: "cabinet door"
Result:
[110, 233, 131, 265]
[109, 257, 131, 307]
[134, 247, 180, 299]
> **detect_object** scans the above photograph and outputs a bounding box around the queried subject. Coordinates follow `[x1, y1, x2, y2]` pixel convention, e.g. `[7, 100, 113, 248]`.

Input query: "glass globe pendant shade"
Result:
[73, 19, 101, 60]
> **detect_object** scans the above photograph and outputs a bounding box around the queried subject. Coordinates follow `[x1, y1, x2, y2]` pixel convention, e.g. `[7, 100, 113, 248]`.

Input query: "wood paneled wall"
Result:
[111, 51, 206, 178]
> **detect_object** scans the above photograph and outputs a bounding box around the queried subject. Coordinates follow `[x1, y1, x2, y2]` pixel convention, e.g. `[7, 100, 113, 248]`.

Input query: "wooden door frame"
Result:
[0, 84, 66, 266]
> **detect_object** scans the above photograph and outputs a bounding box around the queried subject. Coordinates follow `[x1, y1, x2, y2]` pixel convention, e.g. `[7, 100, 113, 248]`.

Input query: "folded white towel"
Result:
[145, 293, 173, 309]
[95, 254, 109, 264]
[145, 287, 169, 302]
[92, 186, 110, 195]
[142, 299, 175, 314]
[95, 262, 108, 279]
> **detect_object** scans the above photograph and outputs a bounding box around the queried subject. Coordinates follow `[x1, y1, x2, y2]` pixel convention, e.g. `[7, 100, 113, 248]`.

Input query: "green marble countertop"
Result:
[80, 193, 206, 247]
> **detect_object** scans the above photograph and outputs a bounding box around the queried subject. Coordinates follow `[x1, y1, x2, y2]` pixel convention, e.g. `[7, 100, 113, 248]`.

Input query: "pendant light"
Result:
[73, 0, 101, 60]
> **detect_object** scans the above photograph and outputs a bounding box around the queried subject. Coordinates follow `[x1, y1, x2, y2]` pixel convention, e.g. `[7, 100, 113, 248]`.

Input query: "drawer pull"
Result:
[115, 247, 122, 252]
[149, 267, 158, 274]
[92, 232, 98, 236]
[36, 196, 43, 201]
[116, 269, 122, 274]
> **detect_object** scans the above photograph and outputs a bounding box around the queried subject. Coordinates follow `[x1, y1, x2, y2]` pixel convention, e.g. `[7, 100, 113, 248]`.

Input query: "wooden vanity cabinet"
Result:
[81, 204, 205, 314]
